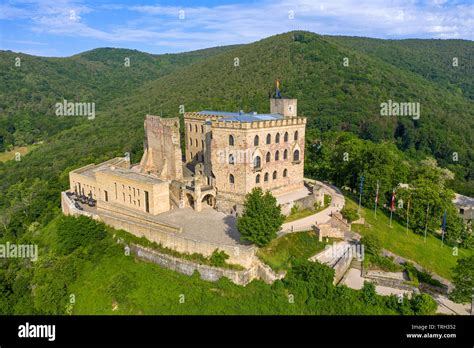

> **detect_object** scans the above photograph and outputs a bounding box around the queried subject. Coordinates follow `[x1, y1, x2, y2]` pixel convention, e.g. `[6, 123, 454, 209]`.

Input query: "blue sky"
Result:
[1, 0, 472, 57]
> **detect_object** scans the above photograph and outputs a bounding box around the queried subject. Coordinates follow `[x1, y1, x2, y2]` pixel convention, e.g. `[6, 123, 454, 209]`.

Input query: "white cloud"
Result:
[1, 0, 472, 54]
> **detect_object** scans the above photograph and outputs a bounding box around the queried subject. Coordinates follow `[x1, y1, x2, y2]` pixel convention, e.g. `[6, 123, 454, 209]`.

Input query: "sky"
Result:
[0, 0, 472, 57]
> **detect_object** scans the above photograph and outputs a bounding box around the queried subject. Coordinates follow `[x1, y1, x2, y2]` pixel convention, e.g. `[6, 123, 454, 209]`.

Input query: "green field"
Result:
[0, 144, 39, 162]
[257, 231, 328, 271]
[345, 194, 472, 280]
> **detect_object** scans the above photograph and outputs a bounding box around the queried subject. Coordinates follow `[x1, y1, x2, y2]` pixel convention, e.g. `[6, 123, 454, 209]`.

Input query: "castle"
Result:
[66, 95, 306, 217]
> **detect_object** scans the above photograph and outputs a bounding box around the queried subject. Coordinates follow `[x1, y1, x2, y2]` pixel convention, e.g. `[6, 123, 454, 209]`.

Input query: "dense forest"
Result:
[0, 30, 472, 314]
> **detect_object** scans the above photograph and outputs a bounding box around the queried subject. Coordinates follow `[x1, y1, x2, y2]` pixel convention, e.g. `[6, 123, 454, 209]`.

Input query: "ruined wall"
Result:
[140, 115, 183, 181]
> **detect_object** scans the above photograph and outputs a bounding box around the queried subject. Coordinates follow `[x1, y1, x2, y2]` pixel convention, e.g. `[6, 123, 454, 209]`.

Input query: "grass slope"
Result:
[345, 194, 473, 280]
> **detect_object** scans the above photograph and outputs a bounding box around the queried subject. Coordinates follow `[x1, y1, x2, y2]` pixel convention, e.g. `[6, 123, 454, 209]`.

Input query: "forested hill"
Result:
[0, 45, 237, 151]
[328, 36, 474, 101]
[0, 31, 472, 196]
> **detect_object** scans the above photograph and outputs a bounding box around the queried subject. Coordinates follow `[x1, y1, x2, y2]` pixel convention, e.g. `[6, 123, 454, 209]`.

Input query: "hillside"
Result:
[0, 45, 237, 151]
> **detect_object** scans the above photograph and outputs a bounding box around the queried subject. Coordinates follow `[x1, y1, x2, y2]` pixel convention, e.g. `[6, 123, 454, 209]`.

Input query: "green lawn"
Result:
[284, 208, 315, 223]
[345, 193, 473, 280]
[257, 231, 328, 271]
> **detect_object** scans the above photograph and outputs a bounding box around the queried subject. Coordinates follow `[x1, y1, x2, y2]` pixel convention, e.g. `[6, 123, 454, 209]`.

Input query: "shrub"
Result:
[360, 235, 381, 256]
[209, 249, 229, 267]
[340, 207, 359, 223]
[411, 293, 437, 315]
[56, 215, 106, 255]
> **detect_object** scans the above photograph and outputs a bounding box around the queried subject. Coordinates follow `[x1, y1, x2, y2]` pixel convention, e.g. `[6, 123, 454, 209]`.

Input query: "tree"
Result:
[361, 281, 377, 305]
[450, 255, 474, 303]
[237, 188, 285, 247]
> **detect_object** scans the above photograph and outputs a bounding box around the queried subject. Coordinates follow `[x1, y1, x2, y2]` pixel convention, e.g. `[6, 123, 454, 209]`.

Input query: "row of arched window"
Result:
[228, 131, 298, 147]
[252, 149, 299, 167]
[228, 169, 288, 184]
[189, 124, 204, 133]
[189, 138, 205, 148]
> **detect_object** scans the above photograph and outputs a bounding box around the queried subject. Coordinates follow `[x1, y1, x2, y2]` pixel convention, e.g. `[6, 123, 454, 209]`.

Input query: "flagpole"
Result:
[424, 203, 429, 243]
[406, 199, 410, 234]
[374, 181, 379, 219]
[357, 175, 364, 215]
[389, 189, 395, 228]
[441, 210, 447, 247]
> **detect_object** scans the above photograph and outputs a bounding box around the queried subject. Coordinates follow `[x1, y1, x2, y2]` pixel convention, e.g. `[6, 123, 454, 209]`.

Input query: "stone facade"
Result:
[184, 97, 306, 214]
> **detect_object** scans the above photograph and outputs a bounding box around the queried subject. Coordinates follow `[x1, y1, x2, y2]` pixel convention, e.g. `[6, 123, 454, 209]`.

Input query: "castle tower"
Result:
[269, 80, 297, 117]
[270, 98, 297, 118]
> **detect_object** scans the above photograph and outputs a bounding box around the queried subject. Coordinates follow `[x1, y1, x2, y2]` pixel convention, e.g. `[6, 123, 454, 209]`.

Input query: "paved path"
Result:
[280, 181, 345, 233]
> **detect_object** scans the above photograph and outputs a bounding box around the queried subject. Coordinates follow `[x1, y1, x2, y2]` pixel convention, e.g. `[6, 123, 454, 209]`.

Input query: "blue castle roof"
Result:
[197, 110, 284, 123]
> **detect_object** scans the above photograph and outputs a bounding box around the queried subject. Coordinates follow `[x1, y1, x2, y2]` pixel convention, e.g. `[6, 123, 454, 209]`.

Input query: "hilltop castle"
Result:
[66, 95, 307, 217]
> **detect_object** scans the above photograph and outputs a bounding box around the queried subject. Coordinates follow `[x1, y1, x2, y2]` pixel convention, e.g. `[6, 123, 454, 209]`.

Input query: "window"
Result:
[266, 134, 271, 144]
[201, 140, 204, 148]
[275, 150, 279, 161]
[189, 138, 192, 146]
[229, 154, 235, 165]
[275, 133, 280, 143]
[293, 149, 300, 161]
[254, 135, 259, 146]
[256, 174, 260, 184]
[144, 191, 150, 213]
[104, 190, 108, 202]
[266, 152, 271, 163]
[284, 132, 289, 142]
[283, 149, 288, 160]
[294, 131, 299, 141]
[283, 169, 288, 177]
[254, 156, 261, 169]
[195, 125, 198, 133]
[189, 124, 192, 132]
[190, 152, 193, 159]
[229, 135, 234, 146]
[195, 139, 198, 147]
[273, 171, 277, 180]
[229, 174, 235, 184]
[264, 173, 269, 182]
[201, 125, 204, 133]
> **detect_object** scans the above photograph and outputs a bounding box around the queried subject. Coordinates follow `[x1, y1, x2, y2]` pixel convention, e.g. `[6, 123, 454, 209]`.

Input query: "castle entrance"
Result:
[186, 193, 195, 209]
[201, 194, 216, 208]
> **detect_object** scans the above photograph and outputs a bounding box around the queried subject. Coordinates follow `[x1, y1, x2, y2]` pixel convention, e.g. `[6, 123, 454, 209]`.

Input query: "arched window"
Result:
[229, 154, 235, 165]
[293, 149, 300, 161]
[256, 174, 260, 184]
[266, 152, 271, 163]
[254, 135, 259, 146]
[254, 156, 261, 169]
[195, 139, 198, 147]
[283, 169, 288, 177]
[201, 125, 204, 133]
[190, 152, 193, 159]
[195, 125, 198, 133]
[283, 149, 288, 160]
[275, 133, 280, 143]
[189, 138, 192, 146]
[229, 135, 234, 146]
[294, 131, 299, 141]
[201, 140, 204, 148]
[273, 171, 277, 180]
[284, 132, 289, 142]
[189, 124, 192, 132]
[266, 134, 271, 144]
[229, 174, 234, 184]
[264, 173, 269, 182]
[275, 150, 280, 161]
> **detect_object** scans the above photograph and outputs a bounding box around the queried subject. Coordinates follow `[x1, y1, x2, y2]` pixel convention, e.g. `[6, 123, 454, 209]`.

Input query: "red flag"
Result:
[390, 190, 396, 211]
